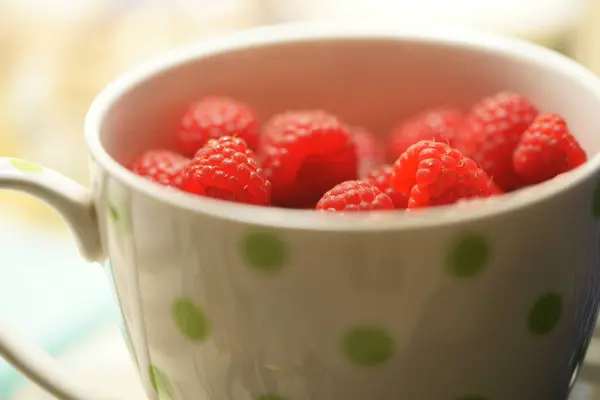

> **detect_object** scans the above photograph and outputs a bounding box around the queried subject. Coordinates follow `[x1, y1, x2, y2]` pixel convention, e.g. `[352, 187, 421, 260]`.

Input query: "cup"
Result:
[2, 24, 600, 400]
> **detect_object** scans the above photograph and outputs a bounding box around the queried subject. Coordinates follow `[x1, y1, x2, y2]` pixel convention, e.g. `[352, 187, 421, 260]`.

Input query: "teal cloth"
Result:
[0, 221, 115, 396]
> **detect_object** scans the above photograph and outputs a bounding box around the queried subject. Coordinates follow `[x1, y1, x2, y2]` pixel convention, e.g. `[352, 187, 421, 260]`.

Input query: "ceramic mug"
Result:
[2, 24, 600, 400]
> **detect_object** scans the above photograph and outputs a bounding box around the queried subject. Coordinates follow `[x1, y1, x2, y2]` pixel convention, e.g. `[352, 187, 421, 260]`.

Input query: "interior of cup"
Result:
[97, 30, 600, 168]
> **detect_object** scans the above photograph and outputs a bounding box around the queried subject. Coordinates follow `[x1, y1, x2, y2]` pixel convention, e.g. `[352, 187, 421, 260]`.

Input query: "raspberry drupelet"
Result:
[180, 136, 271, 205]
[316, 180, 393, 212]
[129, 150, 189, 187]
[392, 140, 494, 209]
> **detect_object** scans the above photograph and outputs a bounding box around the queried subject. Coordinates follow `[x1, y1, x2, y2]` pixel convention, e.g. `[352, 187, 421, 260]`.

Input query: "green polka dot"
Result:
[148, 365, 174, 400]
[10, 159, 43, 173]
[109, 202, 132, 234]
[242, 231, 287, 273]
[528, 293, 563, 335]
[256, 395, 286, 400]
[172, 298, 210, 341]
[447, 234, 489, 278]
[342, 326, 394, 366]
[592, 183, 600, 219]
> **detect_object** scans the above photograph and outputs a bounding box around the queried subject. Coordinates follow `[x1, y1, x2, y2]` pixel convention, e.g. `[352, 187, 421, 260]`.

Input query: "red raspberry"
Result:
[129, 149, 189, 187]
[176, 96, 260, 157]
[352, 126, 385, 178]
[392, 140, 493, 209]
[366, 165, 409, 209]
[261, 110, 358, 208]
[388, 108, 463, 161]
[180, 136, 270, 205]
[513, 113, 587, 184]
[456, 92, 538, 191]
[316, 180, 393, 212]
[489, 180, 503, 195]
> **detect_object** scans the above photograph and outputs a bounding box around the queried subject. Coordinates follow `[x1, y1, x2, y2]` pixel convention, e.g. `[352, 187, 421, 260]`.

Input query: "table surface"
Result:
[9, 323, 600, 400]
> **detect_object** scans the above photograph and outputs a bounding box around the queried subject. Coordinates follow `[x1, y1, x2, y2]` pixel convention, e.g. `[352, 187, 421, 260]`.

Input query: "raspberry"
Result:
[388, 108, 462, 161]
[176, 96, 260, 157]
[513, 113, 587, 184]
[316, 180, 393, 212]
[366, 165, 409, 209]
[129, 149, 189, 187]
[180, 136, 270, 205]
[352, 126, 385, 178]
[392, 140, 493, 209]
[261, 110, 358, 208]
[456, 92, 538, 191]
[489, 180, 503, 195]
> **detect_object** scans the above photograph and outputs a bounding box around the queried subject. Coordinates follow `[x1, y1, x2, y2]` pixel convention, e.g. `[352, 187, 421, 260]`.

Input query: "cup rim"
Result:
[84, 22, 600, 231]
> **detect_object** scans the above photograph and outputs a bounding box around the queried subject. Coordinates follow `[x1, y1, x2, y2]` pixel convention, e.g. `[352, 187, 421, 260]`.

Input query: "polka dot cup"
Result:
[1, 25, 600, 400]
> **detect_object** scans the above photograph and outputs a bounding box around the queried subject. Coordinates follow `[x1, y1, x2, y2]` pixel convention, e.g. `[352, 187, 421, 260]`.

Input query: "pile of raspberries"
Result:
[129, 92, 587, 212]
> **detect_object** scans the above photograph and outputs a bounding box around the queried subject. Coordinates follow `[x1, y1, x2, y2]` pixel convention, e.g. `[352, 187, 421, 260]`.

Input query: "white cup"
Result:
[2, 24, 600, 400]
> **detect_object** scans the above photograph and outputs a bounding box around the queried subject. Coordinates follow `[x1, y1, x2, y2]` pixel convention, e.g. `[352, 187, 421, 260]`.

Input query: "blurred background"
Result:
[2, 0, 600, 398]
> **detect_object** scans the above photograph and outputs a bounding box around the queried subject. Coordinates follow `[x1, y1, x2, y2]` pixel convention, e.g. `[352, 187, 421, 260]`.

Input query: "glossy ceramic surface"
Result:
[86, 26, 600, 400]
[3, 25, 600, 400]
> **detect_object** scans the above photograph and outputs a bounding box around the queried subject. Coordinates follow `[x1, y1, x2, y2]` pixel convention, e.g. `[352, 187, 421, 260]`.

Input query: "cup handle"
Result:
[0, 157, 118, 400]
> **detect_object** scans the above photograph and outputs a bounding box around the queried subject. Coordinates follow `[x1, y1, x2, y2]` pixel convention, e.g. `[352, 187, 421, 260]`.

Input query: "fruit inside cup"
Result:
[128, 92, 587, 212]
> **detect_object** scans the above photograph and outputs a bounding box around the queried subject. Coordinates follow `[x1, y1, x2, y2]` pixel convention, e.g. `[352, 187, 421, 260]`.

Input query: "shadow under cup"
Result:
[93, 28, 600, 400]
